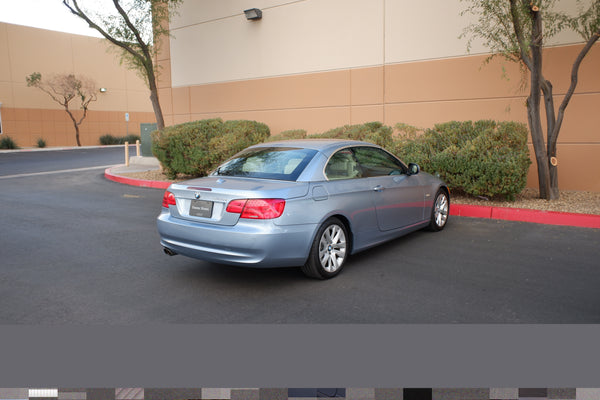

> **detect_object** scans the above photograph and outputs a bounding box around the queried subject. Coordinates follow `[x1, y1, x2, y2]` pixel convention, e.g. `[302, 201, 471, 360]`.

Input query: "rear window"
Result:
[212, 147, 318, 181]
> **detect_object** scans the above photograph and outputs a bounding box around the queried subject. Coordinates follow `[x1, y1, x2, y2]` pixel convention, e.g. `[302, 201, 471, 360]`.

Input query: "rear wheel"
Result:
[301, 217, 349, 279]
[428, 189, 449, 231]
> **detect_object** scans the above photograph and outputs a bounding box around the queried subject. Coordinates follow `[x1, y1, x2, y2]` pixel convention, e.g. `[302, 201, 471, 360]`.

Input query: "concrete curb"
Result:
[104, 167, 600, 229]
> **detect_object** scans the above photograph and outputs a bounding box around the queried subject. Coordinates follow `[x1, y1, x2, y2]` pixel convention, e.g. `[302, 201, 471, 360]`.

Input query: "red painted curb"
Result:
[450, 204, 493, 219]
[104, 167, 171, 189]
[451, 204, 600, 229]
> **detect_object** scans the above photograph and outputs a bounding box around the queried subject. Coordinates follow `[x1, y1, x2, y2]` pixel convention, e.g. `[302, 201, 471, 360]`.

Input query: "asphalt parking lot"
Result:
[1, 148, 599, 324]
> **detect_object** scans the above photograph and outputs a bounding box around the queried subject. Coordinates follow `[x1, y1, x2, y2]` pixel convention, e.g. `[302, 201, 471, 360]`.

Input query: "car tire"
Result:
[428, 189, 449, 231]
[301, 217, 349, 279]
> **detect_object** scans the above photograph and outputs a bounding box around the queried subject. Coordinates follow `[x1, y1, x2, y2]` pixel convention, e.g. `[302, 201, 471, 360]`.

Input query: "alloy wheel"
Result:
[434, 193, 449, 228]
[318, 224, 347, 273]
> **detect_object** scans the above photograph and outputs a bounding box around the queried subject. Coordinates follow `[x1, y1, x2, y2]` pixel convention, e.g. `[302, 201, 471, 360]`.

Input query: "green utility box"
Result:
[140, 123, 157, 157]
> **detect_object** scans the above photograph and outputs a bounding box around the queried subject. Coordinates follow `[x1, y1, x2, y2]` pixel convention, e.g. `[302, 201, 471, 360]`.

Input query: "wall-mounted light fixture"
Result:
[244, 8, 262, 20]
[99, 87, 107, 93]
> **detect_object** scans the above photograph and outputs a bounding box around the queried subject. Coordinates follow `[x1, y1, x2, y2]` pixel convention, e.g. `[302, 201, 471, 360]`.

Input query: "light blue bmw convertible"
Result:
[157, 139, 449, 279]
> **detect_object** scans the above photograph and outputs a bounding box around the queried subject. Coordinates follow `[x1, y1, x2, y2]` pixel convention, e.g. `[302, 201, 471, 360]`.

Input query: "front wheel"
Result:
[301, 217, 349, 279]
[428, 189, 449, 231]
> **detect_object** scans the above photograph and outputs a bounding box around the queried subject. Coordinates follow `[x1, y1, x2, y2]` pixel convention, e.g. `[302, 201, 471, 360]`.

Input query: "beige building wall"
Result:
[159, 0, 600, 192]
[0, 22, 154, 147]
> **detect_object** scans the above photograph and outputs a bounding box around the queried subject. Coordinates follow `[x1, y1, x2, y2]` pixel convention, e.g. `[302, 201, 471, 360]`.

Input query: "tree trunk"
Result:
[549, 163, 559, 198]
[528, 6, 555, 200]
[541, 81, 559, 200]
[74, 124, 81, 147]
[146, 62, 164, 131]
[547, 27, 600, 200]
[65, 107, 82, 147]
[149, 87, 164, 131]
[527, 97, 550, 199]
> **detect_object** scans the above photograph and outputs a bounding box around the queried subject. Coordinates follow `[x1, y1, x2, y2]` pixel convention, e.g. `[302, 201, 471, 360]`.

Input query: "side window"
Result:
[325, 149, 362, 180]
[353, 147, 405, 177]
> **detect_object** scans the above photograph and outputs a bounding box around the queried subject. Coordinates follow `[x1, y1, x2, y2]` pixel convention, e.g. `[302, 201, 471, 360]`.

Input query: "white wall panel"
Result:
[170, 0, 589, 86]
[384, 0, 488, 64]
[547, 0, 592, 46]
[383, 0, 587, 64]
[171, 0, 303, 29]
[170, 0, 384, 86]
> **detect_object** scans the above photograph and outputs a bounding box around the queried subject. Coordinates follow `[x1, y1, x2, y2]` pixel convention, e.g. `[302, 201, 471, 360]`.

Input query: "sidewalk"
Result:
[105, 158, 600, 229]
[105, 156, 171, 189]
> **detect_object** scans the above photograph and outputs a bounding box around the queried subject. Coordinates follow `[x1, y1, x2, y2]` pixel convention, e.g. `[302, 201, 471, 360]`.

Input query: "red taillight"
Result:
[226, 198, 285, 219]
[226, 199, 246, 214]
[162, 191, 176, 208]
[242, 199, 286, 219]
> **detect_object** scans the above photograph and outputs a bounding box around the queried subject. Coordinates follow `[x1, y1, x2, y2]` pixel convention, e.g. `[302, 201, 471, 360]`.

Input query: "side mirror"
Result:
[408, 163, 420, 176]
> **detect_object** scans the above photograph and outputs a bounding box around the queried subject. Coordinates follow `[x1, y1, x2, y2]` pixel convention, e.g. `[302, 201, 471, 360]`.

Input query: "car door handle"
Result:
[373, 185, 384, 192]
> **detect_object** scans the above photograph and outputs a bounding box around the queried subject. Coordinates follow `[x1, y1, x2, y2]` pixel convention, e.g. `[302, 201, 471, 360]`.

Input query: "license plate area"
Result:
[189, 199, 214, 218]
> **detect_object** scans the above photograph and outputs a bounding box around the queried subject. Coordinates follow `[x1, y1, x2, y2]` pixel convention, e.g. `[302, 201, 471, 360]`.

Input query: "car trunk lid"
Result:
[166, 176, 309, 226]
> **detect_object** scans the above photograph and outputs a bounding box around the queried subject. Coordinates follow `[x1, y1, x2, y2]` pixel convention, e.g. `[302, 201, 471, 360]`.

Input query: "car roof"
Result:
[251, 139, 379, 154]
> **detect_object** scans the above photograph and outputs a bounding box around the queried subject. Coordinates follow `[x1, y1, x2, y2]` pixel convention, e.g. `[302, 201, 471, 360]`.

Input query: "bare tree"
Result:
[63, 0, 182, 131]
[26, 72, 97, 147]
[461, 0, 600, 200]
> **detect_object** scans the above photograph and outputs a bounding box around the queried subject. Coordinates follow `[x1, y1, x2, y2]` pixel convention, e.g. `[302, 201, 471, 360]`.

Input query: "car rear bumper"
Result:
[157, 210, 317, 268]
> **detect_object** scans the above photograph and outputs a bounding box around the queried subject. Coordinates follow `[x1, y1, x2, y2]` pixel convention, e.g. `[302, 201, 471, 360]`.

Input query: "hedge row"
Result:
[394, 121, 531, 200]
[152, 119, 531, 199]
[99, 134, 141, 145]
[152, 119, 270, 179]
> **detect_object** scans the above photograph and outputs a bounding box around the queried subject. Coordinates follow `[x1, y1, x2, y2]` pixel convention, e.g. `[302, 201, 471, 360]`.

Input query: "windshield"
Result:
[213, 147, 318, 181]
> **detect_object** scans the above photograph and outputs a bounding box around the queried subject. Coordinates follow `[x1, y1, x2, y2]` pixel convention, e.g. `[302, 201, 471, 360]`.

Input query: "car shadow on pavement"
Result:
[168, 227, 432, 287]
[176, 261, 309, 286]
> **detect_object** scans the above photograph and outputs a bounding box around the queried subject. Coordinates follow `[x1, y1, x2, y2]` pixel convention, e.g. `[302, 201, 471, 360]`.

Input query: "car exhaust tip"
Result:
[163, 247, 177, 256]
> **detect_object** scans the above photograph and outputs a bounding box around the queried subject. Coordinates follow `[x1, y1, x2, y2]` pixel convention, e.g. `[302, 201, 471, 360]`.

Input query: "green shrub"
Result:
[313, 122, 395, 150]
[208, 120, 270, 166]
[123, 134, 141, 144]
[36, 138, 47, 148]
[152, 118, 223, 178]
[392, 123, 431, 169]
[100, 134, 141, 145]
[395, 120, 531, 200]
[152, 119, 270, 179]
[99, 134, 120, 145]
[268, 129, 307, 141]
[0, 136, 18, 149]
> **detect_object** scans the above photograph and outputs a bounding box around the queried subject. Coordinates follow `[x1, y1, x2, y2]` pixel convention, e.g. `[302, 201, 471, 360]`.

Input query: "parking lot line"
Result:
[0, 165, 115, 180]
